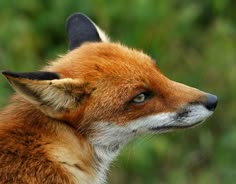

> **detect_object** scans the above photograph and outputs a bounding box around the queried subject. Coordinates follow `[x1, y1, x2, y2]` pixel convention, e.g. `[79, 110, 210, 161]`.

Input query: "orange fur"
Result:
[0, 15, 216, 184]
[0, 96, 96, 183]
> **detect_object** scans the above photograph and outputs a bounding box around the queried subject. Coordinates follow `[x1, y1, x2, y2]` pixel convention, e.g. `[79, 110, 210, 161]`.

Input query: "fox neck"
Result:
[93, 144, 121, 184]
[90, 122, 138, 183]
[2, 98, 126, 184]
[2, 97, 131, 184]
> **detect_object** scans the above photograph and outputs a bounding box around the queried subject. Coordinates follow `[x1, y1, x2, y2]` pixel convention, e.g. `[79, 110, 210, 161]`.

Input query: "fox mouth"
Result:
[149, 120, 203, 132]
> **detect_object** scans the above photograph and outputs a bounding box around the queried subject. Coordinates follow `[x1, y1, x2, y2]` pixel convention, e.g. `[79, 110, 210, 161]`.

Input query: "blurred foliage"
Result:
[0, 0, 236, 184]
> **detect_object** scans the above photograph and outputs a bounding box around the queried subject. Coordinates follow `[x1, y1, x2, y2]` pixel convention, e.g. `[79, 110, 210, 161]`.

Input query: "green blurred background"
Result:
[0, 0, 235, 183]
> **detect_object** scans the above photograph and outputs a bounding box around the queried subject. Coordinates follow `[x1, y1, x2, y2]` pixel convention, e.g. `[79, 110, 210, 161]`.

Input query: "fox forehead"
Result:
[48, 42, 160, 84]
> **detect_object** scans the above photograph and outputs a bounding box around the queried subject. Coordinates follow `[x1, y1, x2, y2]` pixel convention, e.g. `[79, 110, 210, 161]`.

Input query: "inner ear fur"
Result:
[2, 71, 91, 113]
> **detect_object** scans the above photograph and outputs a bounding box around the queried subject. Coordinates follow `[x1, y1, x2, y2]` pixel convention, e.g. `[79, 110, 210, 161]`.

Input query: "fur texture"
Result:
[0, 13, 217, 184]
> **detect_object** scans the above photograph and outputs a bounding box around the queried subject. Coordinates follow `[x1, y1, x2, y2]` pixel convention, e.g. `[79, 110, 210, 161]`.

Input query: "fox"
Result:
[0, 13, 217, 184]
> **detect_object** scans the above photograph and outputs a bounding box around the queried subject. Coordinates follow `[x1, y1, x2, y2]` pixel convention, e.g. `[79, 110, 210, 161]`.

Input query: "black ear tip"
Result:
[1, 70, 7, 75]
[66, 12, 90, 32]
[66, 12, 101, 50]
[2, 71, 60, 80]
[1, 71, 18, 78]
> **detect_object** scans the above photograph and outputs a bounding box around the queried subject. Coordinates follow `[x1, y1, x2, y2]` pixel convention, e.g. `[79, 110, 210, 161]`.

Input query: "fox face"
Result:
[2, 13, 217, 178]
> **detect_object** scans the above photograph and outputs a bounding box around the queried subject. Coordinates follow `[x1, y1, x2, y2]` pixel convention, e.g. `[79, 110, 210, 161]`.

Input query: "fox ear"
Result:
[66, 12, 109, 50]
[2, 71, 89, 113]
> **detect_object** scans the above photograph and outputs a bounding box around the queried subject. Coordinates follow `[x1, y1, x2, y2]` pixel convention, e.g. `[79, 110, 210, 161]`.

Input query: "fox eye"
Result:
[131, 92, 153, 104]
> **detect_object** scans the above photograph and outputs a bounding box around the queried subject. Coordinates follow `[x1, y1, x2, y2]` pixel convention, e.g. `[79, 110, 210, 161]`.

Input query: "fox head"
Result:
[2, 13, 217, 153]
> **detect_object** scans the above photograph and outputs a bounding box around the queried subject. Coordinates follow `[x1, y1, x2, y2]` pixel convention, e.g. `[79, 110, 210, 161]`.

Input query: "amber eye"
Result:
[131, 92, 153, 104]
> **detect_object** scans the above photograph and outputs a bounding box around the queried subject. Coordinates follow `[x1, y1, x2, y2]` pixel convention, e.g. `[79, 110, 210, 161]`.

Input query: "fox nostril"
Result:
[203, 93, 218, 111]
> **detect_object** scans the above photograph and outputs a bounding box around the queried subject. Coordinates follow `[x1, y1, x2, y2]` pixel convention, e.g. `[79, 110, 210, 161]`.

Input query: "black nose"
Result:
[203, 93, 218, 111]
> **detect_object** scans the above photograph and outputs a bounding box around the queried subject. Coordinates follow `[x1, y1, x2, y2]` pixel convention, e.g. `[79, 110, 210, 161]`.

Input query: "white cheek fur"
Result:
[90, 104, 213, 184]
